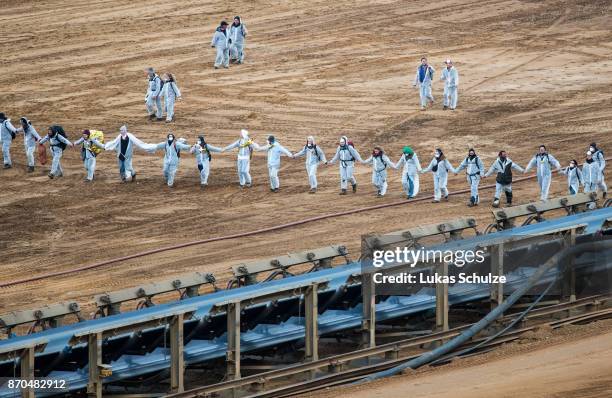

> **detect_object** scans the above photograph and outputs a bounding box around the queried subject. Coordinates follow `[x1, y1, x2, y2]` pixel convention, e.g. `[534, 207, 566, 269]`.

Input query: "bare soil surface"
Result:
[1, 0, 611, 314]
[316, 320, 612, 398]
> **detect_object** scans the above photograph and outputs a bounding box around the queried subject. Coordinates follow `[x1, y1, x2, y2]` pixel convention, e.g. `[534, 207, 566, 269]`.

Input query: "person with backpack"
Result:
[0, 113, 23, 169]
[211, 21, 230, 69]
[151, 133, 191, 187]
[361, 147, 397, 197]
[524, 145, 561, 201]
[560, 159, 583, 195]
[422, 148, 454, 203]
[484, 151, 525, 207]
[223, 129, 257, 188]
[253, 135, 293, 193]
[145, 67, 163, 121]
[327, 136, 364, 195]
[190, 134, 223, 188]
[160, 73, 182, 123]
[589, 142, 607, 198]
[94, 125, 153, 182]
[440, 59, 459, 110]
[17, 117, 41, 172]
[229, 16, 248, 64]
[412, 57, 435, 111]
[453, 148, 484, 206]
[73, 130, 98, 182]
[395, 146, 422, 199]
[293, 136, 326, 193]
[38, 125, 73, 178]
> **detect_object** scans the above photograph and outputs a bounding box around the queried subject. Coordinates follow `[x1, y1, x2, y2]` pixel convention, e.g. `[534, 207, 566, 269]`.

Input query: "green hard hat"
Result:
[403, 146, 414, 155]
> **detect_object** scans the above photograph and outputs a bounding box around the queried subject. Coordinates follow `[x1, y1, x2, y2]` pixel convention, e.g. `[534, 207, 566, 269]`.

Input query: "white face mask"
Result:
[590, 146, 595, 152]
[168, 136, 174, 142]
[434, 152, 440, 158]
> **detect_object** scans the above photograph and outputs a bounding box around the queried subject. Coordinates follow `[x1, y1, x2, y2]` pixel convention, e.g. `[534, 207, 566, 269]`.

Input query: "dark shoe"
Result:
[27, 166, 35, 173]
[131, 172, 136, 182]
[339, 189, 347, 195]
[273, 188, 279, 193]
[48, 173, 54, 179]
[443, 105, 448, 110]
[3, 164, 11, 169]
[505, 191, 513, 205]
[121, 175, 127, 182]
[245, 183, 252, 188]
[443, 195, 449, 201]
[309, 188, 316, 194]
[148, 114, 156, 120]
[352, 183, 357, 193]
[156, 118, 164, 122]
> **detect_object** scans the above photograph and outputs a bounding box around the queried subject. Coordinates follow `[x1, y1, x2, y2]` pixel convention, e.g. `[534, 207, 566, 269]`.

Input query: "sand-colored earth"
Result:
[319, 321, 612, 398]
[1, 0, 611, 316]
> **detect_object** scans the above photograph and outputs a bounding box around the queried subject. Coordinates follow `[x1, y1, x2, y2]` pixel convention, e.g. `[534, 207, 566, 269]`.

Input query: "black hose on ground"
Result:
[355, 239, 612, 384]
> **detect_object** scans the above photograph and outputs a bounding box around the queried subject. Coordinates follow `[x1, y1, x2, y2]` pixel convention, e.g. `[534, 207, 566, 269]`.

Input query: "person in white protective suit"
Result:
[253, 135, 293, 192]
[229, 16, 248, 64]
[484, 150, 525, 208]
[17, 117, 41, 172]
[145, 67, 163, 121]
[361, 147, 397, 197]
[73, 130, 98, 182]
[524, 145, 561, 201]
[223, 129, 257, 188]
[190, 135, 223, 189]
[38, 125, 74, 178]
[440, 59, 459, 110]
[452, 148, 484, 206]
[589, 142, 607, 198]
[211, 21, 230, 69]
[293, 136, 326, 193]
[327, 136, 364, 195]
[93, 125, 154, 182]
[560, 159, 583, 195]
[413, 57, 435, 111]
[422, 148, 454, 203]
[395, 146, 422, 199]
[151, 133, 192, 187]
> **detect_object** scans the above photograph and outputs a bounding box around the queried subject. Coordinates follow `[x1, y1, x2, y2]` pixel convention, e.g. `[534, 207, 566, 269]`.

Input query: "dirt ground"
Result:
[1, 0, 611, 314]
[317, 320, 612, 398]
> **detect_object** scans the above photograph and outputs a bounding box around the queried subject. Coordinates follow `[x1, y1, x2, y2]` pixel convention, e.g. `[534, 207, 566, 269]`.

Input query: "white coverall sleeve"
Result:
[223, 139, 240, 152]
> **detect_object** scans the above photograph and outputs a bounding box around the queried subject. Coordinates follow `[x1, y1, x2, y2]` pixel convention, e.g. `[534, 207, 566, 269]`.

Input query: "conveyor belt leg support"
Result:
[87, 332, 103, 398]
[361, 272, 376, 348]
[435, 262, 449, 332]
[304, 283, 319, 362]
[170, 313, 184, 393]
[226, 302, 241, 380]
[20, 347, 35, 398]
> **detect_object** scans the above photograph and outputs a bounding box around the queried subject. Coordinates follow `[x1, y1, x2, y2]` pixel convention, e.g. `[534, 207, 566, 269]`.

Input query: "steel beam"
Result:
[435, 263, 449, 332]
[361, 272, 376, 348]
[87, 332, 103, 398]
[20, 346, 35, 398]
[169, 314, 184, 393]
[304, 284, 319, 362]
[226, 302, 241, 380]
